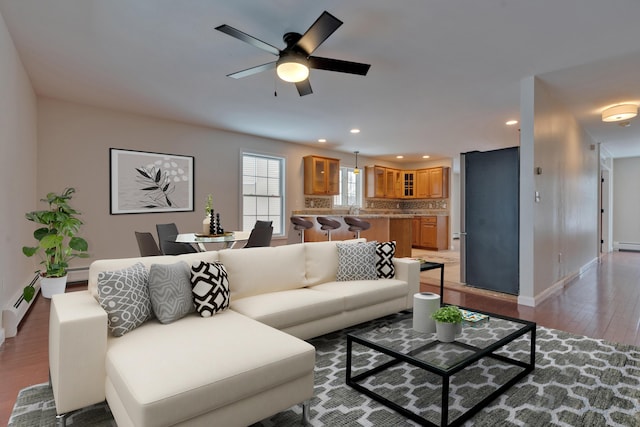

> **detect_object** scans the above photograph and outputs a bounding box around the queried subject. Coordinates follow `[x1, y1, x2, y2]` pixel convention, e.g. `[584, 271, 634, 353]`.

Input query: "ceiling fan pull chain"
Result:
[274, 74, 278, 97]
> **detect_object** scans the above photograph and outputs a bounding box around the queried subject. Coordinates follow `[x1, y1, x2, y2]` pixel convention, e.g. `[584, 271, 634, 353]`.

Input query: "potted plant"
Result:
[22, 188, 89, 300]
[431, 305, 463, 342]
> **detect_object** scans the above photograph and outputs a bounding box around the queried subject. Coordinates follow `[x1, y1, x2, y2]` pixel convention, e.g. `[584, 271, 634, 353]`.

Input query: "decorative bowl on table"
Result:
[195, 232, 234, 238]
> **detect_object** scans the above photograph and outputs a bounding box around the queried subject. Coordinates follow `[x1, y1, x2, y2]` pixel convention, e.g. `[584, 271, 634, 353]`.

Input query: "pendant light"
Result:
[353, 151, 360, 175]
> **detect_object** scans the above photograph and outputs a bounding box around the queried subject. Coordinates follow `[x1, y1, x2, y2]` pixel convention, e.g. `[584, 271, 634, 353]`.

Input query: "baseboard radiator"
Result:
[2, 273, 40, 338]
[613, 241, 640, 252]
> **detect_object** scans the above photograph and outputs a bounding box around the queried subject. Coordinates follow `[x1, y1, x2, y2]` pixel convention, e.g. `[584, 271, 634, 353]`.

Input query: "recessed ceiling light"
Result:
[318, 138, 327, 143]
[422, 155, 430, 159]
[350, 128, 360, 134]
[396, 155, 404, 159]
[506, 120, 518, 126]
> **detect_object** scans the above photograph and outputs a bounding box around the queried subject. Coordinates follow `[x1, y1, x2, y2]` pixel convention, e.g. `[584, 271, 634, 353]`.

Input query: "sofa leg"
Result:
[55, 413, 67, 427]
[301, 400, 311, 425]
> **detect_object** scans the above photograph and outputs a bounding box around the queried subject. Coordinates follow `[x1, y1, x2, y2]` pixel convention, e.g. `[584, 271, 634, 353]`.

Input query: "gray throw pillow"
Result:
[336, 242, 378, 281]
[97, 262, 153, 337]
[148, 261, 195, 324]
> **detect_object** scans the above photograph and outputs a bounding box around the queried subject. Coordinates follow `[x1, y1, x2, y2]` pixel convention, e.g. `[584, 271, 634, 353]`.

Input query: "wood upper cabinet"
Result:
[366, 165, 449, 199]
[365, 166, 386, 198]
[416, 169, 429, 198]
[303, 155, 340, 195]
[385, 168, 402, 198]
[403, 170, 416, 198]
[416, 166, 450, 199]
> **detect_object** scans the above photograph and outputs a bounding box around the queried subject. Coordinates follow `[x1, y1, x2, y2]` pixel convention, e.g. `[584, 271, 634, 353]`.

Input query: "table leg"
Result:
[440, 265, 445, 306]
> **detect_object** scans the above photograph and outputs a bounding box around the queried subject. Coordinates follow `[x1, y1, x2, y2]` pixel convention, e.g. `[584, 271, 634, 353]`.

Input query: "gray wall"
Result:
[0, 11, 38, 341]
[519, 77, 599, 305]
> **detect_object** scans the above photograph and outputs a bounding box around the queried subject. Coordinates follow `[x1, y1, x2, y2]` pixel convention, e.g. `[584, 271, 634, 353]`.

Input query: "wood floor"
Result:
[1, 250, 639, 425]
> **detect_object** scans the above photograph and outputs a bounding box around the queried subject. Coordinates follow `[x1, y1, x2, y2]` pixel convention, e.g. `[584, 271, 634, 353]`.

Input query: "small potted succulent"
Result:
[431, 305, 463, 342]
[22, 188, 89, 299]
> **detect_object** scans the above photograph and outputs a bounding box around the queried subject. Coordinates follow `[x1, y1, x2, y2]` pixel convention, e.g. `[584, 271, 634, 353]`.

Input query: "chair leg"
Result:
[301, 400, 311, 426]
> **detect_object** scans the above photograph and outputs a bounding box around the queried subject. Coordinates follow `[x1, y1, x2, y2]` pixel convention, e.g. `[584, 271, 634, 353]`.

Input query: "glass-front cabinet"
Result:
[303, 155, 340, 195]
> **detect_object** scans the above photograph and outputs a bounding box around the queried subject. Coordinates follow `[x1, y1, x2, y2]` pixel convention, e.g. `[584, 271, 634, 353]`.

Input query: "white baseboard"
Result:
[518, 257, 598, 307]
[0, 328, 5, 347]
[614, 242, 640, 252]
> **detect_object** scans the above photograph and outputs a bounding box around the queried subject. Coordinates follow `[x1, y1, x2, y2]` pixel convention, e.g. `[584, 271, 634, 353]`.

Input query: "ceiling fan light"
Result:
[602, 104, 638, 122]
[276, 55, 309, 83]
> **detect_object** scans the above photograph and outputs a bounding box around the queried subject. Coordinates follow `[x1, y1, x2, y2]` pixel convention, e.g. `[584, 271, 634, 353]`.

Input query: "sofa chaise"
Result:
[49, 239, 420, 426]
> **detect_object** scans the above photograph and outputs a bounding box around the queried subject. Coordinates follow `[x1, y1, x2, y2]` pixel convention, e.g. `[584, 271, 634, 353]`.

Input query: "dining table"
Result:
[175, 230, 251, 251]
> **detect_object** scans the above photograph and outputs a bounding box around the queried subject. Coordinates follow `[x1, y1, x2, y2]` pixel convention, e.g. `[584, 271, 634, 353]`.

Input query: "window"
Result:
[333, 167, 362, 208]
[242, 153, 285, 235]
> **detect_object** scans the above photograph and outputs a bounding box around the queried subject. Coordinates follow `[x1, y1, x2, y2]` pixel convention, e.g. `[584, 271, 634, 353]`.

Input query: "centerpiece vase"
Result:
[202, 214, 211, 235]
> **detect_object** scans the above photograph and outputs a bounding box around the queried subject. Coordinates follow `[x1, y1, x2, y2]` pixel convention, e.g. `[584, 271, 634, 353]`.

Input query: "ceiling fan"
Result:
[215, 11, 371, 96]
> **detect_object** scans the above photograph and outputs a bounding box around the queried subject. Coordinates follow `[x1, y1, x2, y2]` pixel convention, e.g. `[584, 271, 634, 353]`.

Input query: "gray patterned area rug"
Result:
[9, 312, 640, 427]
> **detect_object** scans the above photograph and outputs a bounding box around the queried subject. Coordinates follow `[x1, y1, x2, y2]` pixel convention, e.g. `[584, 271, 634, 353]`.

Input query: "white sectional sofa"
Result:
[49, 239, 420, 427]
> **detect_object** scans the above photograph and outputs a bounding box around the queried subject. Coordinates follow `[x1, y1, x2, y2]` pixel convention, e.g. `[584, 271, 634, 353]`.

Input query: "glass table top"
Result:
[348, 310, 534, 372]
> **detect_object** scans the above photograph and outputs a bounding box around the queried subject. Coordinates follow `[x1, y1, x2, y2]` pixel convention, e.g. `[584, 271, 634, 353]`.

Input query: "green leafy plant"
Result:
[431, 305, 463, 323]
[22, 188, 89, 300]
[205, 194, 213, 215]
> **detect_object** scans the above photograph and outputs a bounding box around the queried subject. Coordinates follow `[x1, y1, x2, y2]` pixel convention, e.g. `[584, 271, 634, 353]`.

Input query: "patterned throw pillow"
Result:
[376, 241, 396, 279]
[148, 261, 195, 324]
[336, 242, 378, 281]
[97, 262, 153, 337]
[190, 261, 230, 317]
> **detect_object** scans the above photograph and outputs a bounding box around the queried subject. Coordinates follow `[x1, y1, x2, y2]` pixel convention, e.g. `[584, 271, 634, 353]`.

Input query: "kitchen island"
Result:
[291, 214, 414, 257]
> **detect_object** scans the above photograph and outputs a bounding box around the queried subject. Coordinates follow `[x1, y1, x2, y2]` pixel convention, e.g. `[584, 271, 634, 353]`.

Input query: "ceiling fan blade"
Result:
[215, 24, 280, 56]
[308, 56, 371, 76]
[295, 79, 313, 96]
[296, 11, 343, 55]
[227, 61, 277, 79]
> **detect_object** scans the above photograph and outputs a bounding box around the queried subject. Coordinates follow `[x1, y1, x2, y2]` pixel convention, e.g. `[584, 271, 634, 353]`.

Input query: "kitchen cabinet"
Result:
[412, 217, 421, 246]
[413, 215, 449, 250]
[365, 166, 385, 198]
[303, 155, 340, 195]
[299, 215, 412, 257]
[403, 170, 416, 198]
[385, 168, 402, 198]
[367, 165, 449, 199]
[416, 167, 450, 199]
[365, 166, 403, 199]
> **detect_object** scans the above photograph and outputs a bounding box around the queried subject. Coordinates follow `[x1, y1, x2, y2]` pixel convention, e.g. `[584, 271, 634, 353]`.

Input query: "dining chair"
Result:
[156, 223, 198, 255]
[134, 231, 162, 257]
[244, 221, 273, 248]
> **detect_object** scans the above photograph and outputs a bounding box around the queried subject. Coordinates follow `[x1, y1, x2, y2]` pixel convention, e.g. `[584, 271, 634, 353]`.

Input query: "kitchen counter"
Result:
[291, 214, 413, 257]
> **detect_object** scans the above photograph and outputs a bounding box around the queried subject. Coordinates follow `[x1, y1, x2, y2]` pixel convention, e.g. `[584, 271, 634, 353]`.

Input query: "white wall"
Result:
[526, 77, 599, 303]
[612, 156, 640, 246]
[0, 10, 38, 342]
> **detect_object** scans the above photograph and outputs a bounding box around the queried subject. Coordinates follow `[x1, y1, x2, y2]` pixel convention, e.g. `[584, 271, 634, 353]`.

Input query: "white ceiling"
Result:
[1, 0, 640, 163]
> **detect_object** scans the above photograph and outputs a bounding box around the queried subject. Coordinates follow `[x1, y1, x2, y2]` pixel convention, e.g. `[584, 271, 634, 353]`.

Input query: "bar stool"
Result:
[290, 216, 313, 243]
[344, 216, 371, 239]
[317, 217, 341, 241]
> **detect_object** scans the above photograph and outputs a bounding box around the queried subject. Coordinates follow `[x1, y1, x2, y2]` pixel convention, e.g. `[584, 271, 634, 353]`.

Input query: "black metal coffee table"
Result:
[346, 309, 536, 426]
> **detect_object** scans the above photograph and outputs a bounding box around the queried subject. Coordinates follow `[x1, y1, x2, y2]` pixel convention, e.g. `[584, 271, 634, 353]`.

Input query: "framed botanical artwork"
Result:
[110, 148, 194, 214]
